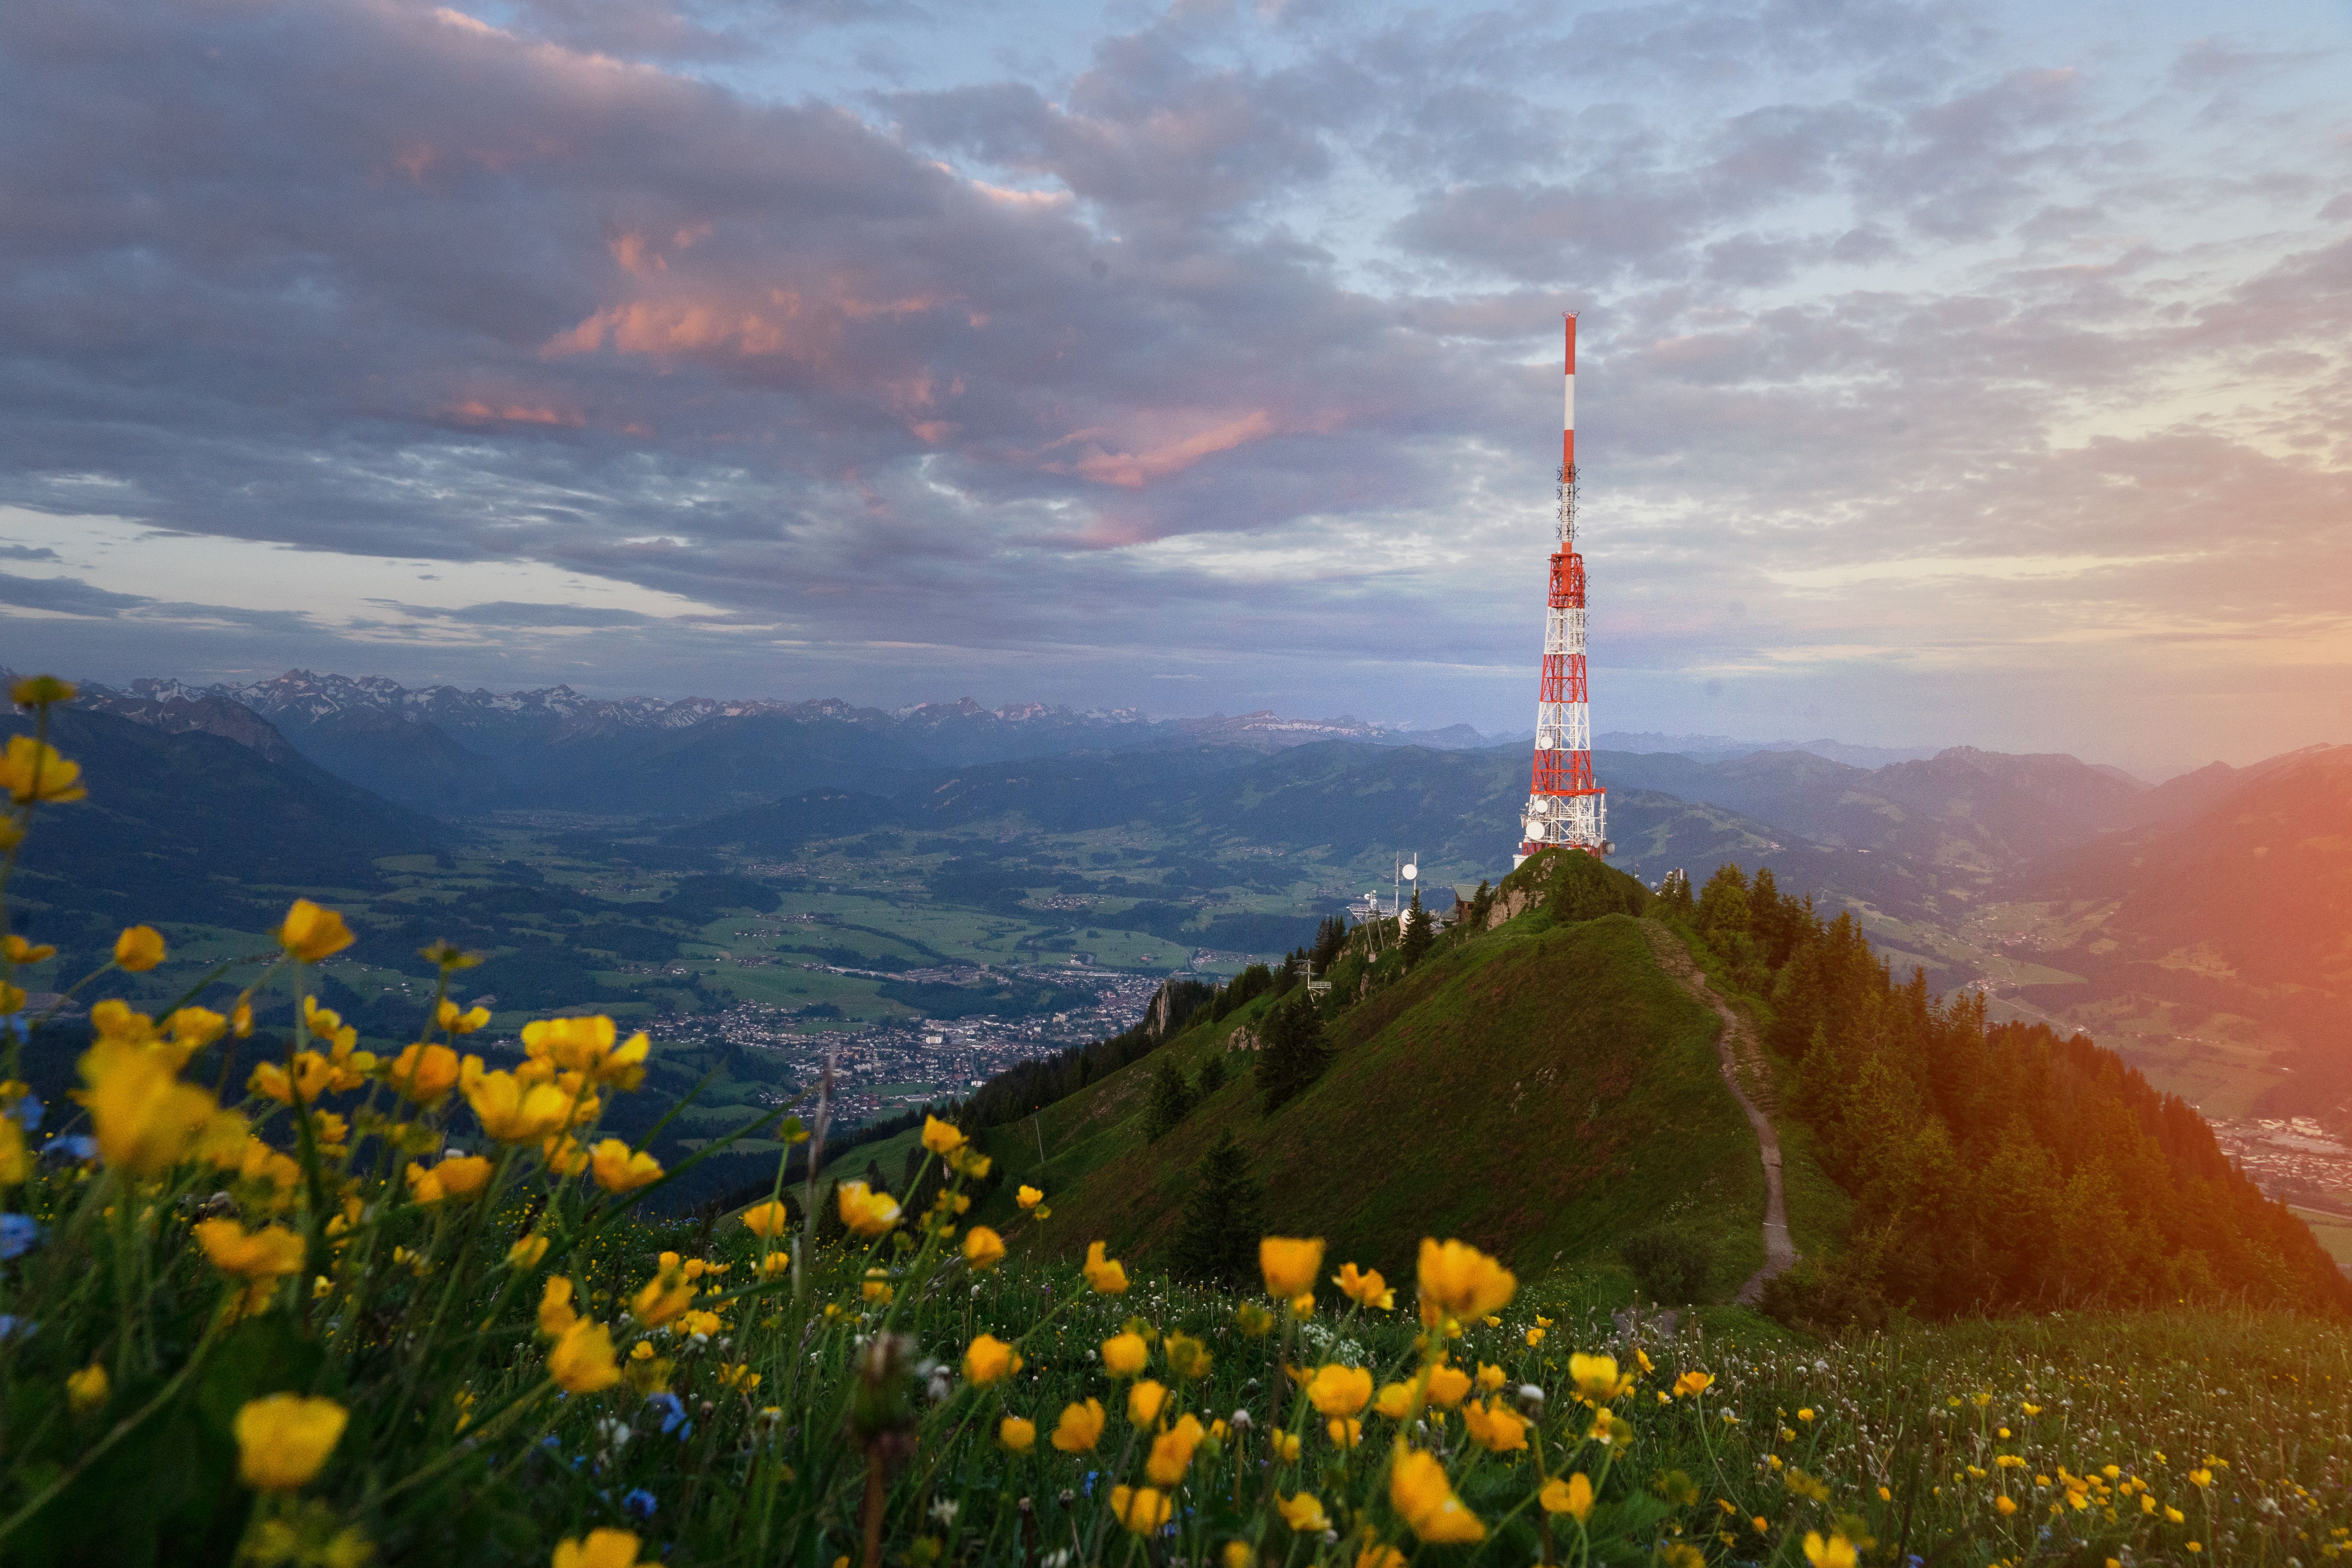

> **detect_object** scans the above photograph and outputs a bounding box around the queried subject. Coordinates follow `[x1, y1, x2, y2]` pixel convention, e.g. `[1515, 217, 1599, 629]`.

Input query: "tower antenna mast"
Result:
[1516, 314, 1607, 867]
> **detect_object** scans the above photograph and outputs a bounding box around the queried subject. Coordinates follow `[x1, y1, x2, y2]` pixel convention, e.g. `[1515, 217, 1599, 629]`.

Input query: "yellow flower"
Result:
[1307, 1363, 1372, 1417]
[549, 1319, 622, 1393]
[66, 1363, 109, 1415]
[276, 900, 355, 964]
[2189, 1467, 2213, 1488]
[1326, 1417, 1363, 1448]
[1464, 1397, 1530, 1453]
[1568, 1352, 1620, 1403]
[196, 1218, 306, 1282]
[1332, 1261, 1394, 1309]
[1110, 1485, 1171, 1534]
[965, 1334, 1023, 1386]
[1164, 1332, 1212, 1381]
[1260, 1236, 1325, 1299]
[387, 1043, 461, 1104]
[1476, 1362, 1507, 1393]
[4, 934, 56, 964]
[1128, 1379, 1169, 1426]
[963, 1225, 1007, 1270]
[632, 1258, 694, 1327]
[741, 1200, 791, 1238]
[2165, 1506, 2186, 1524]
[1803, 1533, 1858, 1568]
[1279, 1492, 1332, 1533]
[1416, 1237, 1515, 1324]
[461, 1064, 572, 1144]
[1016, 1184, 1045, 1210]
[1356, 1547, 1405, 1568]
[1526, 1327, 1546, 1347]
[1102, 1330, 1149, 1377]
[436, 998, 492, 1035]
[113, 925, 167, 972]
[1, 735, 87, 803]
[590, 1139, 664, 1193]
[1147, 1413, 1206, 1485]
[1051, 1398, 1105, 1453]
[999, 1416, 1037, 1453]
[1541, 1474, 1595, 1521]
[234, 1394, 348, 1492]
[1391, 1447, 1485, 1543]
[539, 1277, 580, 1338]
[1083, 1240, 1129, 1294]
[78, 1040, 221, 1175]
[1994, 1495, 2018, 1516]
[836, 1180, 902, 1237]
[1672, 1370, 1714, 1398]
[552, 1528, 641, 1568]
[921, 1114, 967, 1155]
[520, 1015, 650, 1089]
[1425, 1364, 1472, 1409]
[508, 1233, 551, 1269]
[1375, 1382, 1421, 1420]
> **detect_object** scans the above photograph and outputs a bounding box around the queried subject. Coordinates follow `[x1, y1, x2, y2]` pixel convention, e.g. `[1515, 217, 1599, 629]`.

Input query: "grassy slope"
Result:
[976, 912, 1772, 1298]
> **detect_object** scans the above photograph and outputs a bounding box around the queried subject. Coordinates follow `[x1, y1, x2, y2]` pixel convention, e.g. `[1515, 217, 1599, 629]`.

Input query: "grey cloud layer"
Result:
[0, 0, 2347, 761]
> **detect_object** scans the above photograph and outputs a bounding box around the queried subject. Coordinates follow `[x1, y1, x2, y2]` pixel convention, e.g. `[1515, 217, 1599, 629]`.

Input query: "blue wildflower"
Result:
[624, 1489, 658, 1519]
[0, 1214, 41, 1260]
[5, 1094, 40, 1131]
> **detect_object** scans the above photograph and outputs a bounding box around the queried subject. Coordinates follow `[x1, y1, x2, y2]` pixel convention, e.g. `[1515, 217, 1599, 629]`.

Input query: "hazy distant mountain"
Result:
[1595, 731, 1945, 768]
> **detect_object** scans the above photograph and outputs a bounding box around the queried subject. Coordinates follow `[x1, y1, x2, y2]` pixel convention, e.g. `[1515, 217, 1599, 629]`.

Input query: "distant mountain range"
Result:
[66, 670, 1500, 814]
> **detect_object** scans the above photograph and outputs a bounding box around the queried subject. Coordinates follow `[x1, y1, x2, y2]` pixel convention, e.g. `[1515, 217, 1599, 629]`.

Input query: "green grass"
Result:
[980, 915, 1766, 1294]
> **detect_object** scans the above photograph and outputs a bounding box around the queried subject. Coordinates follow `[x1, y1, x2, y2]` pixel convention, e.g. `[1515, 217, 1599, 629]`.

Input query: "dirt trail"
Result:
[1638, 924, 1797, 1305]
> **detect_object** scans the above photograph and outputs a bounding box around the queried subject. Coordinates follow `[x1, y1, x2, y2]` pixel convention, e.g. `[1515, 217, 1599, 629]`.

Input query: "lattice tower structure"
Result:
[1517, 314, 1606, 867]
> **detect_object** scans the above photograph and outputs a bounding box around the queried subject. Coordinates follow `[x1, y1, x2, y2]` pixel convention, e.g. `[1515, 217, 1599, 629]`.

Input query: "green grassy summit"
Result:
[975, 857, 1769, 1297]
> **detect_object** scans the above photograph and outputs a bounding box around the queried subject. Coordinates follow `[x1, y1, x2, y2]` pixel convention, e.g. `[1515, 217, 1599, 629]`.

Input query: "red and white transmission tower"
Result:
[1515, 314, 1606, 867]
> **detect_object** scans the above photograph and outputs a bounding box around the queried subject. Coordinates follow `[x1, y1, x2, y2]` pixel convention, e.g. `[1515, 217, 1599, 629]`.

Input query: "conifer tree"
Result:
[1255, 992, 1332, 1109]
[1400, 891, 1433, 967]
[1195, 1051, 1227, 1098]
[1169, 1128, 1265, 1285]
[1309, 915, 1348, 975]
[1143, 1054, 1196, 1140]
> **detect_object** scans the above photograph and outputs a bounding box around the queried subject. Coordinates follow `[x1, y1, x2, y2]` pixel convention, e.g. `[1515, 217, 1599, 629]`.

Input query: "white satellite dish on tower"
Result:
[1401, 862, 1418, 881]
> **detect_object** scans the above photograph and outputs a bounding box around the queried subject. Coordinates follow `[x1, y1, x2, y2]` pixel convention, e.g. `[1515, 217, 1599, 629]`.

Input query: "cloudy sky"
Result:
[2, 0, 2348, 769]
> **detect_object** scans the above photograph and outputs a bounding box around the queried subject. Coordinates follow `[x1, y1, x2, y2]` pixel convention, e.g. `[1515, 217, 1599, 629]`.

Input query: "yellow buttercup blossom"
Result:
[436, 998, 491, 1034]
[1083, 1240, 1129, 1294]
[741, 1200, 791, 1238]
[1307, 1363, 1372, 1417]
[1016, 1184, 1045, 1210]
[508, 1233, 551, 1269]
[1269, 1430, 1301, 1462]
[836, 1180, 902, 1237]
[1526, 1327, 1547, 1346]
[1260, 1235, 1325, 1298]
[921, 1114, 967, 1155]
[1333, 1262, 1394, 1309]
[1, 735, 87, 803]
[590, 1139, 663, 1193]
[1416, 1237, 1515, 1324]
[194, 1218, 306, 1283]
[1803, 1533, 1858, 1568]
[552, 1528, 641, 1568]
[521, 1015, 650, 1090]
[113, 925, 167, 972]
[1569, 1352, 1621, 1403]
[276, 900, 354, 964]
[4, 934, 56, 964]
[1164, 1332, 1212, 1381]
[1673, 1370, 1714, 1398]
[1392, 1447, 1485, 1543]
[539, 1277, 580, 1338]
[631, 1256, 694, 1327]
[963, 1225, 1007, 1270]
[1051, 1398, 1105, 1453]
[999, 1416, 1037, 1452]
[548, 1319, 622, 1393]
[78, 1038, 222, 1175]
[1147, 1413, 1206, 1485]
[1103, 1330, 1152, 1377]
[965, 1334, 1022, 1386]
[1279, 1492, 1332, 1533]
[387, 1043, 461, 1104]
[66, 1363, 109, 1415]
[1542, 1474, 1595, 1521]
[1375, 1381, 1422, 1419]
[1425, 1364, 1472, 1409]
[1110, 1485, 1171, 1534]
[1464, 1397, 1530, 1453]
[1127, 1379, 1169, 1426]
[234, 1394, 348, 1492]
[461, 1063, 572, 1144]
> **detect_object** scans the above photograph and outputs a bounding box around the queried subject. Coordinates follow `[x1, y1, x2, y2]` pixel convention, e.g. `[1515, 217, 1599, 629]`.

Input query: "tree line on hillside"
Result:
[1675, 863, 2351, 1323]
